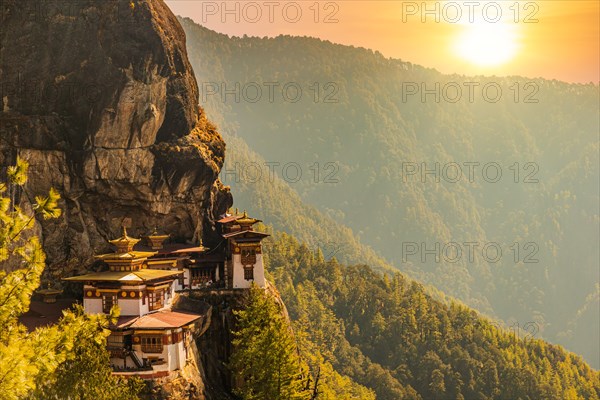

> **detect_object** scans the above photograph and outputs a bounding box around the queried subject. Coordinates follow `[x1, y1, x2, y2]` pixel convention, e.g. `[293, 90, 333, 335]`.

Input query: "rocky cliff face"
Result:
[0, 0, 232, 279]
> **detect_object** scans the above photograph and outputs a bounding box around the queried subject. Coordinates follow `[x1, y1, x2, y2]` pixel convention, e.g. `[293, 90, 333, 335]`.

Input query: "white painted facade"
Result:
[82, 282, 177, 316]
[110, 343, 187, 372]
[119, 298, 149, 316]
[182, 269, 191, 289]
[83, 297, 104, 314]
[131, 336, 187, 371]
[163, 281, 176, 309]
[173, 275, 184, 291]
[232, 253, 266, 289]
[110, 329, 191, 373]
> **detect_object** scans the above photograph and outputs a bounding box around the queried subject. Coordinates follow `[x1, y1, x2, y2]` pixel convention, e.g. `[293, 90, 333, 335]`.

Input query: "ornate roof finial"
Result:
[110, 221, 140, 253]
[145, 227, 169, 250]
[237, 210, 260, 226]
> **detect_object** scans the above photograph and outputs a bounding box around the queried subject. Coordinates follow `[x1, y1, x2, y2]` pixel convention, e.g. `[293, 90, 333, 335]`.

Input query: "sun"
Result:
[454, 22, 520, 67]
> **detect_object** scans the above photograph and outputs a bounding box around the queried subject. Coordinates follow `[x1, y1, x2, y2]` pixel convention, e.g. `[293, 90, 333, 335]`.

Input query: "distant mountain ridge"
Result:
[178, 17, 600, 368]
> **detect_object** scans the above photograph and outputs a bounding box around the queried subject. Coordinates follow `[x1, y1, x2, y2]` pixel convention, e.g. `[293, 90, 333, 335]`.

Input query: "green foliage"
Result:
[0, 159, 141, 399]
[230, 284, 310, 400]
[6, 157, 29, 186]
[35, 188, 62, 220]
[294, 317, 376, 400]
[266, 230, 600, 400]
[33, 306, 144, 400]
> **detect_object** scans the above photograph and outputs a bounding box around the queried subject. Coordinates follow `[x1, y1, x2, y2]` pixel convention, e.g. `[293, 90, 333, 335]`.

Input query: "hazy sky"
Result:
[166, 1, 599, 83]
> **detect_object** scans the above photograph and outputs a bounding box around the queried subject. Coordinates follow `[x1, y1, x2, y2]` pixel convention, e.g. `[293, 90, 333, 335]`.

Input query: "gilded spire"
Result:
[145, 227, 169, 250]
[237, 210, 260, 226]
[109, 226, 140, 253]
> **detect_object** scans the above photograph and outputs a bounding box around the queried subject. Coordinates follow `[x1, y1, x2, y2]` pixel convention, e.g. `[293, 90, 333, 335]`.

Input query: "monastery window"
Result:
[148, 290, 164, 311]
[107, 334, 124, 349]
[140, 336, 163, 353]
[241, 248, 256, 265]
[191, 267, 213, 284]
[102, 293, 117, 314]
[243, 266, 254, 281]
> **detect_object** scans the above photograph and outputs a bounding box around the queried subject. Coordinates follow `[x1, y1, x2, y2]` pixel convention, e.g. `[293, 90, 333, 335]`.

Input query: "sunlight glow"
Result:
[454, 22, 520, 67]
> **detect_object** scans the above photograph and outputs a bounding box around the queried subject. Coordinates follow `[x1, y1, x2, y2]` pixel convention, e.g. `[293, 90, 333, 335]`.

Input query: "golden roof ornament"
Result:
[109, 226, 141, 253]
[237, 210, 260, 226]
[147, 227, 169, 239]
[146, 227, 169, 250]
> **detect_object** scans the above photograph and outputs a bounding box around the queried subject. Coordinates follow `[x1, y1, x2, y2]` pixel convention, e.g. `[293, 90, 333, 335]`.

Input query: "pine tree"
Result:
[230, 284, 310, 400]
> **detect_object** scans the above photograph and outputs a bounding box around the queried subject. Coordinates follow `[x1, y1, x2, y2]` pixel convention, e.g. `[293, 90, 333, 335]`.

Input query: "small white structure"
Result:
[218, 211, 270, 289]
[108, 310, 201, 378]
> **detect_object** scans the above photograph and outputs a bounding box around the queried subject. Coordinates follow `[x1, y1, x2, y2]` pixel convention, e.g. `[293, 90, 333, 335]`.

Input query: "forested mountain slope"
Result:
[264, 229, 600, 400]
[179, 18, 600, 368]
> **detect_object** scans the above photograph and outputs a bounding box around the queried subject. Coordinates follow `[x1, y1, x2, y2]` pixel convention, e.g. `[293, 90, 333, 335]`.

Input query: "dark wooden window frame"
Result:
[243, 266, 254, 281]
[148, 290, 164, 311]
[102, 293, 117, 314]
[140, 336, 163, 353]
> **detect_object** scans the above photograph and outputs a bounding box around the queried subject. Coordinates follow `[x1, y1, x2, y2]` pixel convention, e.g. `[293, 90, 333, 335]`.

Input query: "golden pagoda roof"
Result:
[109, 226, 141, 248]
[95, 251, 157, 260]
[147, 227, 170, 241]
[63, 269, 183, 282]
[236, 210, 261, 225]
[37, 288, 63, 295]
[222, 230, 270, 239]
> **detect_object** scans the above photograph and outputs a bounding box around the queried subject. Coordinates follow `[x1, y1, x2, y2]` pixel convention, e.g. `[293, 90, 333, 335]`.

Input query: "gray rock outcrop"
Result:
[0, 0, 233, 280]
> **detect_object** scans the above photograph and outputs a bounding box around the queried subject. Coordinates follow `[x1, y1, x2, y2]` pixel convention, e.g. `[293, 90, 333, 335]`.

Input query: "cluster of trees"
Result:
[230, 284, 375, 399]
[0, 158, 142, 399]
[180, 17, 600, 367]
[256, 230, 600, 400]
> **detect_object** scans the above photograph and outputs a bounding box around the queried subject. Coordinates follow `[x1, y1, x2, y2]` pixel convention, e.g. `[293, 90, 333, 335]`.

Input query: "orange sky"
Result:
[166, 0, 599, 83]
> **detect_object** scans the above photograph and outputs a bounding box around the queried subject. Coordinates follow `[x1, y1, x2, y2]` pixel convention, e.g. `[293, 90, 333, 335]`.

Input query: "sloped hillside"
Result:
[179, 17, 600, 367]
